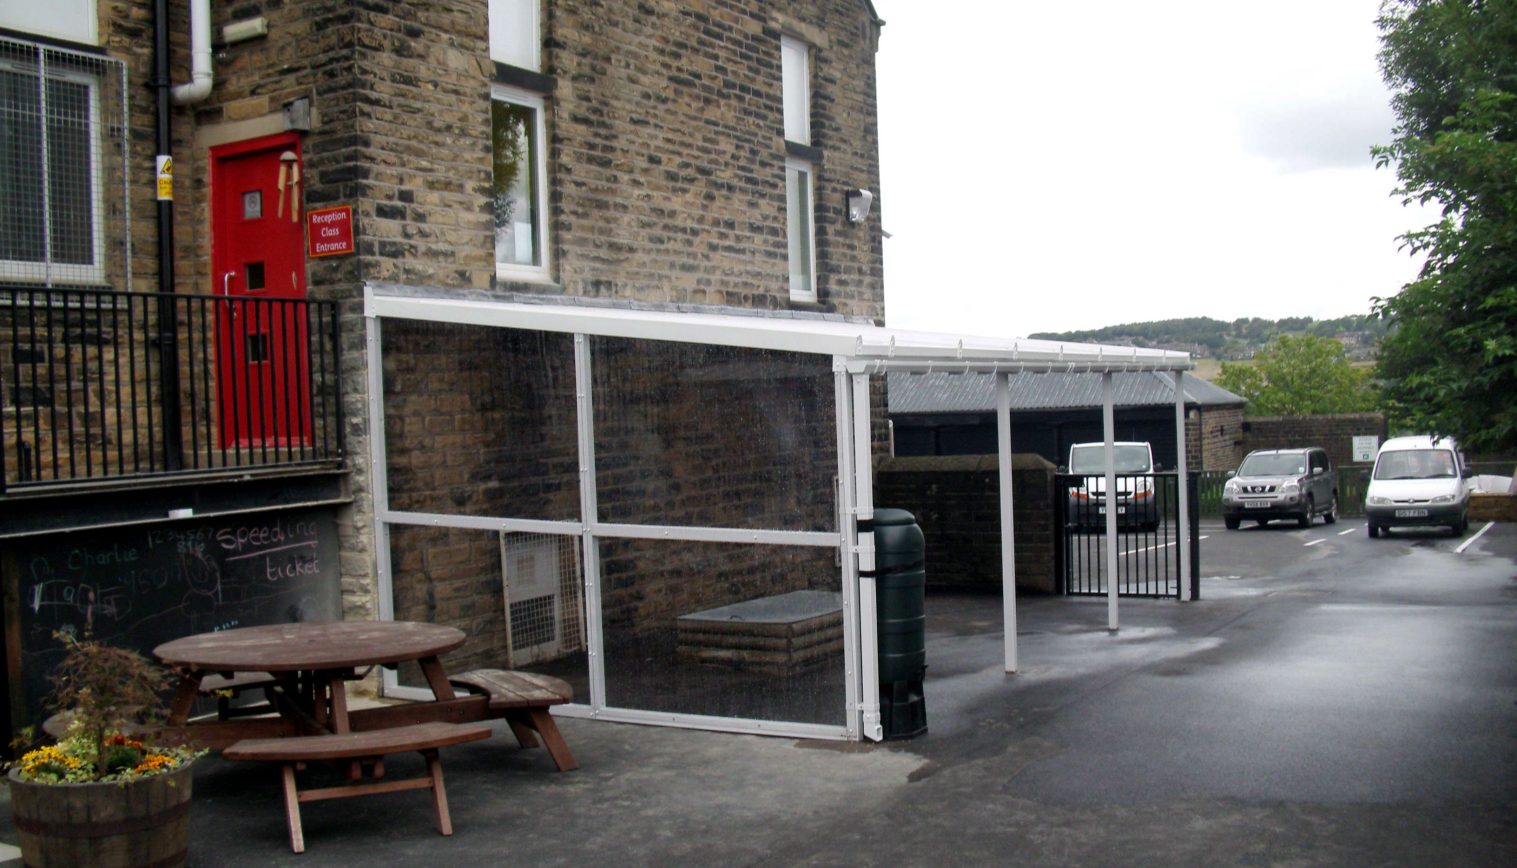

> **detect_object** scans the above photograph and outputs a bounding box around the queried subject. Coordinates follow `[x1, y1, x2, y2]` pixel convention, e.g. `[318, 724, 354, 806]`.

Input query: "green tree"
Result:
[1216, 334, 1378, 416]
[1373, 0, 1517, 453]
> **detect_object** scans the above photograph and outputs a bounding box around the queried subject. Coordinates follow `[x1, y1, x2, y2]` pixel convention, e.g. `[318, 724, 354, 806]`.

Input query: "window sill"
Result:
[785, 141, 824, 163]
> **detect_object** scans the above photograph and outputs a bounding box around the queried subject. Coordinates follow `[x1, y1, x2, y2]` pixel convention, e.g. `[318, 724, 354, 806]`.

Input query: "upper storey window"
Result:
[490, 0, 540, 71]
[0, 1, 97, 46]
[781, 36, 810, 146]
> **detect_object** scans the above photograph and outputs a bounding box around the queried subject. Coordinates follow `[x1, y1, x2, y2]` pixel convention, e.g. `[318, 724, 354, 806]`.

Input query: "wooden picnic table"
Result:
[154, 620, 466, 740]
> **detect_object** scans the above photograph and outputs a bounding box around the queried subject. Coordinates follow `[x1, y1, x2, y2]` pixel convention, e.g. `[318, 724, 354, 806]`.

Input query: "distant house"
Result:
[888, 371, 1247, 471]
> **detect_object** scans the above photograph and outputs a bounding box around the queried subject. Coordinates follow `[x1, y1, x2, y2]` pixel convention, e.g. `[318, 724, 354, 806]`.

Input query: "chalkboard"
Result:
[3, 506, 342, 734]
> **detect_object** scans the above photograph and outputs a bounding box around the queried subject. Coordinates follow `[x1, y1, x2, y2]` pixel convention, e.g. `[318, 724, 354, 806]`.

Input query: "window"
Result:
[489, 0, 540, 71]
[492, 84, 550, 281]
[785, 157, 815, 301]
[781, 36, 809, 145]
[781, 36, 815, 302]
[0, 1, 97, 46]
[0, 60, 105, 283]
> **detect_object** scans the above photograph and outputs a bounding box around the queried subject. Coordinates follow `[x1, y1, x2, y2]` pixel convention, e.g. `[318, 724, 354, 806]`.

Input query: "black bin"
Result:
[872, 508, 927, 739]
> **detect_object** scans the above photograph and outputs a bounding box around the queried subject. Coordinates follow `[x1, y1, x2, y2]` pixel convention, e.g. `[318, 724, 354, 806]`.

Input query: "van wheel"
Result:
[1323, 498, 1337, 525]
[1298, 498, 1313, 528]
[1224, 516, 1240, 530]
[1368, 523, 1380, 538]
[1256, 518, 1270, 527]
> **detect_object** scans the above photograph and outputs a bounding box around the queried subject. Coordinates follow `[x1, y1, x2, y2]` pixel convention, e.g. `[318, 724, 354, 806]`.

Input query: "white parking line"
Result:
[1337, 528, 1356, 536]
[1303, 538, 1327, 547]
[1455, 521, 1495, 554]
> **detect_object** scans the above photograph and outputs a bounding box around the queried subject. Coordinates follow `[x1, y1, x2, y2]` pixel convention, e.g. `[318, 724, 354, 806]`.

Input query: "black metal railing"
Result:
[2, 287, 343, 493]
[1054, 472, 1200, 599]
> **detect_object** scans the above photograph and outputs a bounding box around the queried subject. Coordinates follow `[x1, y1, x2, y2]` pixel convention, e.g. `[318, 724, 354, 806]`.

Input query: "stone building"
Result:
[0, 0, 885, 731]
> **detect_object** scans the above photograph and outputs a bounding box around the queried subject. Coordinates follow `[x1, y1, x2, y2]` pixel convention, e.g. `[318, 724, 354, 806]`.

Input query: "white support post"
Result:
[365, 310, 394, 624]
[1173, 371, 1193, 601]
[834, 367, 863, 741]
[851, 373, 883, 742]
[1102, 372, 1119, 631]
[996, 373, 1017, 673]
[573, 334, 608, 712]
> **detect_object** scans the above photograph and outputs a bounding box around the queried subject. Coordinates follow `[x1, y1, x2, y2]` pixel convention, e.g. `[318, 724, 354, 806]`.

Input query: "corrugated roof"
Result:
[887, 370, 1245, 415]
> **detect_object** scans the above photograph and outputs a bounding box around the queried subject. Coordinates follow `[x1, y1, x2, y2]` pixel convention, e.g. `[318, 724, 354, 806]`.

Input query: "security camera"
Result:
[846, 188, 873, 223]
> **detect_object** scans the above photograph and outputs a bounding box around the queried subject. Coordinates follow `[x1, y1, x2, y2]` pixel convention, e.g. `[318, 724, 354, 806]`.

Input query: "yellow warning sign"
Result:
[156, 155, 173, 201]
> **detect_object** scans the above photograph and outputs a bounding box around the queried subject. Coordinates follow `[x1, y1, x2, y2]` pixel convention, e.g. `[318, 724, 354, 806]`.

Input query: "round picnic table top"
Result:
[154, 620, 466, 673]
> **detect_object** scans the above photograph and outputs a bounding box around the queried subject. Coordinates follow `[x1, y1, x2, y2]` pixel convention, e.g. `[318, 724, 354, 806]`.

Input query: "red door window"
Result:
[210, 133, 311, 449]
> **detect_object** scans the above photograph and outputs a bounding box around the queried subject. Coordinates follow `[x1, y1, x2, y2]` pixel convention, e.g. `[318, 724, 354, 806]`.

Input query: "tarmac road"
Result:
[2, 519, 1513, 866]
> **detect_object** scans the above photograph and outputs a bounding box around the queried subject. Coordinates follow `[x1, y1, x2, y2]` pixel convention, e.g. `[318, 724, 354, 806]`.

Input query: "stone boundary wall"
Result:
[1241, 413, 1388, 469]
[1470, 494, 1517, 523]
[876, 454, 1056, 594]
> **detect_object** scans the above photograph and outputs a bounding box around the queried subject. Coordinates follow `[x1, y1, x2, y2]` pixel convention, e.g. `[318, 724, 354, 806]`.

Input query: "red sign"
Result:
[306, 205, 354, 258]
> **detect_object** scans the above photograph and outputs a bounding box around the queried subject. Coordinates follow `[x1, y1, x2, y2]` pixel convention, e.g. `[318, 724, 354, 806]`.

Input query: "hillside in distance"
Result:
[1029, 315, 1386, 360]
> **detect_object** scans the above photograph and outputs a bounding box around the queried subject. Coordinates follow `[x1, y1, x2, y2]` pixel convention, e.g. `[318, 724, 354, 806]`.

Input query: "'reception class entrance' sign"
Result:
[307, 205, 355, 258]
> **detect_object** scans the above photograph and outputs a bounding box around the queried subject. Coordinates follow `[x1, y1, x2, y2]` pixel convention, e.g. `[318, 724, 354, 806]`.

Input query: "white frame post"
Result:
[573, 334, 608, 711]
[851, 373, 883, 741]
[1173, 371, 1193, 602]
[996, 373, 1017, 673]
[1102, 372, 1119, 631]
[833, 366, 863, 740]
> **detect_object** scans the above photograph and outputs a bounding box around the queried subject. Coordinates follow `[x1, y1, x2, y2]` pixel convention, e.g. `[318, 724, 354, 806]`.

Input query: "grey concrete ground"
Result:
[3, 519, 1514, 866]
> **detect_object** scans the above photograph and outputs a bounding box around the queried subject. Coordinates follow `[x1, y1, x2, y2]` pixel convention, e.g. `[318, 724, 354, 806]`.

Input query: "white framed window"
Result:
[0, 60, 105, 284]
[0, 1, 97, 46]
[492, 83, 551, 282]
[489, 0, 540, 71]
[785, 157, 816, 302]
[781, 35, 810, 145]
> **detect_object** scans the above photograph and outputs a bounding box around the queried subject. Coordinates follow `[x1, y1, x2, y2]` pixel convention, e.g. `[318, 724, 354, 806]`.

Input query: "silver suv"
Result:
[1222, 447, 1338, 530]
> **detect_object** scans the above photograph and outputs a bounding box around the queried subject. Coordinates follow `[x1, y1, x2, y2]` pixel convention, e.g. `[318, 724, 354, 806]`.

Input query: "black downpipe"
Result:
[153, 0, 184, 470]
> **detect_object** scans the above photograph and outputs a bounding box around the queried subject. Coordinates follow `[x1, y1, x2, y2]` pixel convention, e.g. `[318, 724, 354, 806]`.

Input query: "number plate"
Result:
[1244, 501, 1270, 509]
[1395, 508, 1429, 518]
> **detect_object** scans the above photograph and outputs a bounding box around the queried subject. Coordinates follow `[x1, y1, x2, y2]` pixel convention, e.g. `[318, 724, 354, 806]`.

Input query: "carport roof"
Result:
[887, 370, 1245, 415]
[364, 284, 1192, 375]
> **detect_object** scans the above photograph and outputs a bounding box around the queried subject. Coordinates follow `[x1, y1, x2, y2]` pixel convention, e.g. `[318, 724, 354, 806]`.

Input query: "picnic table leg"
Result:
[417, 656, 456, 701]
[165, 671, 204, 726]
[424, 749, 453, 837]
[326, 673, 350, 733]
[281, 764, 306, 854]
[523, 708, 579, 772]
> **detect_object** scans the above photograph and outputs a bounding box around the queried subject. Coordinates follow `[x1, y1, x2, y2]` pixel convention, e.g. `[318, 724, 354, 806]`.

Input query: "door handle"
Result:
[223, 271, 237, 319]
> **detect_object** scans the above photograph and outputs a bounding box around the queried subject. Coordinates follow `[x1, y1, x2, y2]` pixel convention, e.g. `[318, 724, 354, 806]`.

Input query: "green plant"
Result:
[10, 632, 203, 784]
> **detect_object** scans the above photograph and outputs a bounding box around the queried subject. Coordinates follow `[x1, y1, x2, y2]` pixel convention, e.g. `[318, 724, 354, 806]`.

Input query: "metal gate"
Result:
[1054, 472, 1199, 599]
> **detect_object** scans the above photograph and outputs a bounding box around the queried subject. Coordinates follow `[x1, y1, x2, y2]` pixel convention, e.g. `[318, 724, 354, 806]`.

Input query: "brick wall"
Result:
[1242, 413, 1388, 468]
[1184, 406, 1244, 471]
[875, 454, 1058, 594]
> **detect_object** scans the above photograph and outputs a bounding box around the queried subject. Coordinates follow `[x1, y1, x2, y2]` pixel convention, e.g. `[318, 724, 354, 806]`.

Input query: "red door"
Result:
[210, 132, 311, 449]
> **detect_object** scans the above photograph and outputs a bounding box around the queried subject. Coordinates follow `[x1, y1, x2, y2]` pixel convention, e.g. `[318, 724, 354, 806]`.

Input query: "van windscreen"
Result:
[1373, 449, 1456, 480]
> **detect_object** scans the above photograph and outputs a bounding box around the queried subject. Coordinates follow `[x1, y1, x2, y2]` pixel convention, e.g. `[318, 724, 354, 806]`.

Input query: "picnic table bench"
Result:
[224, 721, 493, 854]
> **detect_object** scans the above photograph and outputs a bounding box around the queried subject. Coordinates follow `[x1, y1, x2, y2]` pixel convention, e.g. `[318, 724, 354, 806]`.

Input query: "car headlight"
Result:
[1367, 496, 1391, 505]
[1431, 494, 1455, 504]
[1223, 480, 1240, 494]
[1279, 480, 1300, 494]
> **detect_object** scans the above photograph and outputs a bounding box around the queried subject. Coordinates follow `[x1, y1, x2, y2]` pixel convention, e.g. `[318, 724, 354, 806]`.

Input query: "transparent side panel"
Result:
[388, 524, 589, 700]
[600, 538, 845, 726]
[590, 337, 838, 532]
[382, 321, 580, 521]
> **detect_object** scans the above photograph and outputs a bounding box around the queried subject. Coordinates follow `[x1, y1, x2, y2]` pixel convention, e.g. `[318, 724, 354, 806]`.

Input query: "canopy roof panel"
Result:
[365, 284, 1191, 374]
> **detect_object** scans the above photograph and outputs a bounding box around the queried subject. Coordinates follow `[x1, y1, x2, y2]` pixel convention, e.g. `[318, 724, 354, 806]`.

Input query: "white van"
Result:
[1364, 435, 1470, 538]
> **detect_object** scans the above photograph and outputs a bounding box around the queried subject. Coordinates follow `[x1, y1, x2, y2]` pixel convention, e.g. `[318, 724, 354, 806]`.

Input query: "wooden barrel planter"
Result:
[7, 763, 194, 868]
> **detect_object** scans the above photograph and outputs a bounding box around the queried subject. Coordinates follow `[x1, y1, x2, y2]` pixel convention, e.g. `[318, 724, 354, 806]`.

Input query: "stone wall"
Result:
[1241, 413, 1388, 468]
[875, 454, 1057, 595]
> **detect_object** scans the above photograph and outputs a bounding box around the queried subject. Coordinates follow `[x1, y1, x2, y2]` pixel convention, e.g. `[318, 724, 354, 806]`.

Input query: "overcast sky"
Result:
[874, 0, 1441, 336]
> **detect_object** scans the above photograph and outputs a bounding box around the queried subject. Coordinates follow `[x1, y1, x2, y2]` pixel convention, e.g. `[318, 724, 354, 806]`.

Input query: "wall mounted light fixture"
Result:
[846, 188, 874, 223]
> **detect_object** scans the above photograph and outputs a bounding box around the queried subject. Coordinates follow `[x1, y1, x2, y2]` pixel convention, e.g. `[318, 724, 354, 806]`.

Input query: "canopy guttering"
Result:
[364, 287, 1193, 375]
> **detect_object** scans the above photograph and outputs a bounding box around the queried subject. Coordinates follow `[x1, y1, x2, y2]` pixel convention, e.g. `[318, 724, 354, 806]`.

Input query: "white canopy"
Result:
[364, 285, 1192, 375]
